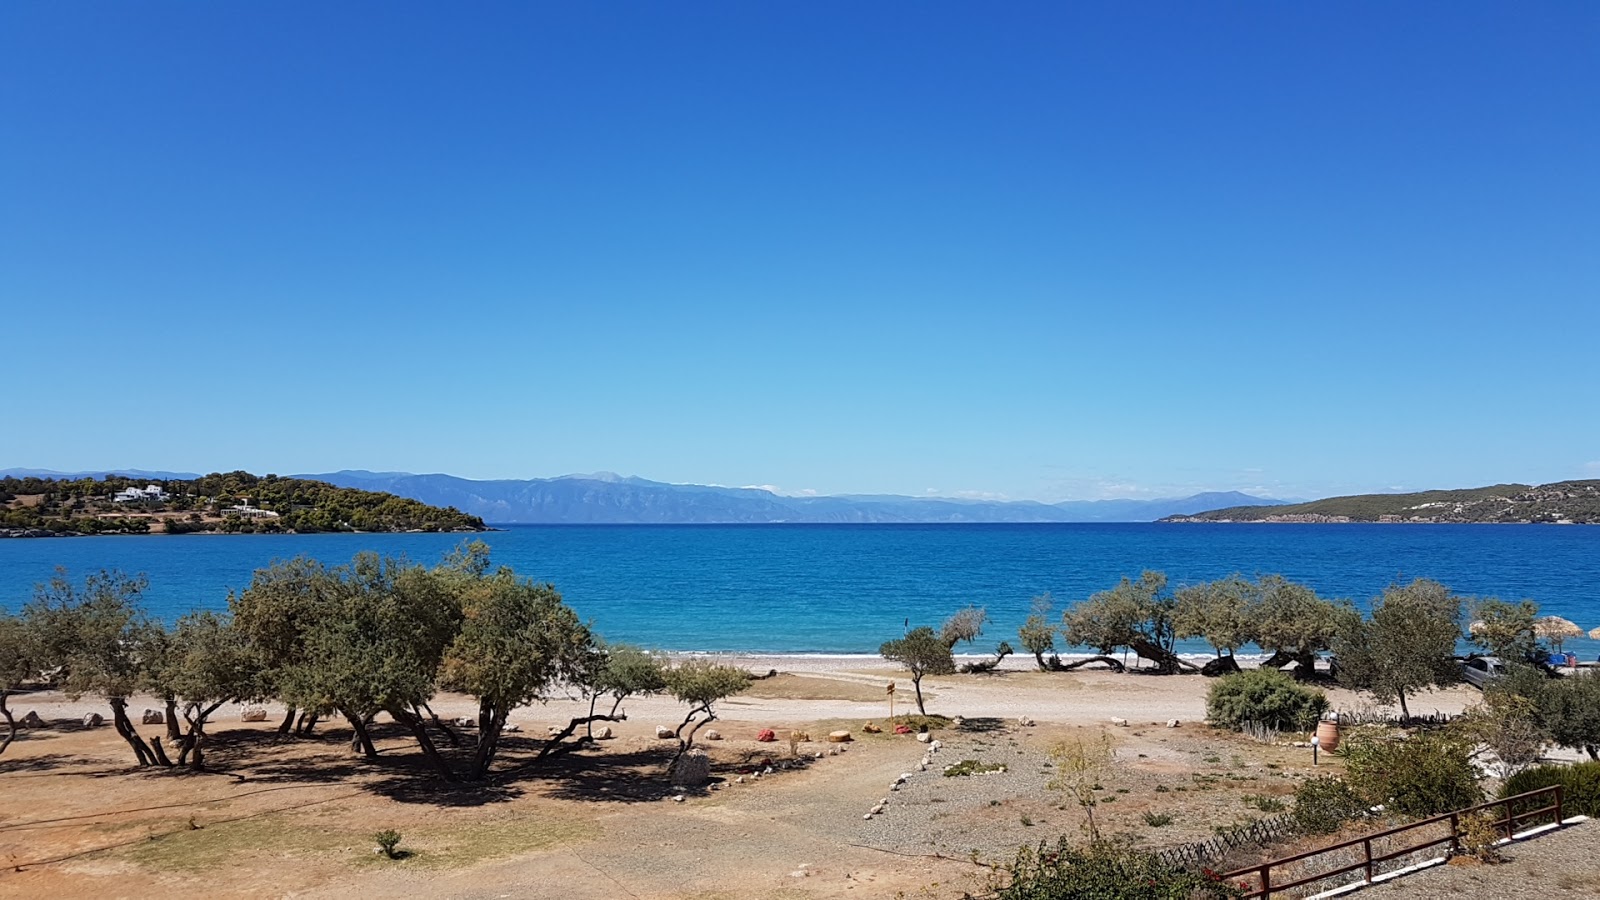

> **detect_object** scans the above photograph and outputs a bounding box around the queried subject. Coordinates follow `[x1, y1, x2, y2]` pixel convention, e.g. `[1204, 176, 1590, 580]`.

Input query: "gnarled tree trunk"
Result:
[388, 704, 455, 781]
[164, 698, 182, 742]
[342, 708, 377, 758]
[1129, 638, 1199, 675]
[0, 691, 16, 756]
[109, 697, 158, 766]
[1058, 655, 1124, 672]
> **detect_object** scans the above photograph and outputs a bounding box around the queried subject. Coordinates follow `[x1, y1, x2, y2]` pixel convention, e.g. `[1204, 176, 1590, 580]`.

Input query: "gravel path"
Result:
[1359, 820, 1600, 899]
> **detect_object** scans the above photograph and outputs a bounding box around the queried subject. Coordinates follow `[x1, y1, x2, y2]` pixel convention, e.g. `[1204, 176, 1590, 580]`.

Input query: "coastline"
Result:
[0, 526, 493, 539]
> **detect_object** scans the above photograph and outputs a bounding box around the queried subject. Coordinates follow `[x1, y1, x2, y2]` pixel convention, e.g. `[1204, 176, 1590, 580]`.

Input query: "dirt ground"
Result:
[0, 661, 1501, 899]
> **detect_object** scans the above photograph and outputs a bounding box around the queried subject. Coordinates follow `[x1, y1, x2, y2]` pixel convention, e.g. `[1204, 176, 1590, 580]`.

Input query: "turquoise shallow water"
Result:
[1, 524, 1596, 655]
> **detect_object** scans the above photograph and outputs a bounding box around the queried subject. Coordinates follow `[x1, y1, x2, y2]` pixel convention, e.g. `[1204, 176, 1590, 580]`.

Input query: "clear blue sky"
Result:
[3, 3, 1596, 502]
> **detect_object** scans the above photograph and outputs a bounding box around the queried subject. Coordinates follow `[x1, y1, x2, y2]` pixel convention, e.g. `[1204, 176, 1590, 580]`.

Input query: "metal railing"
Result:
[1223, 785, 1565, 899]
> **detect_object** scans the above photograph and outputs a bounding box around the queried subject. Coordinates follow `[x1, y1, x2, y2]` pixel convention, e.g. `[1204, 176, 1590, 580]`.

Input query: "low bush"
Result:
[373, 829, 403, 859]
[1243, 793, 1285, 813]
[1456, 812, 1505, 864]
[1206, 669, 1327, 732]
[1501, 760, 1600, 818]
[1291, 776, 1368, 835]
[1342, 730, 1481, 818]
[988, 836, 1244, 899]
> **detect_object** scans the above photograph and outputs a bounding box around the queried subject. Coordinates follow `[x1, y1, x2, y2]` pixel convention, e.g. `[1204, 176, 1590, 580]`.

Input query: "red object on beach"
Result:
[756, 728, 776, 742]
[894, 724, 913, 735]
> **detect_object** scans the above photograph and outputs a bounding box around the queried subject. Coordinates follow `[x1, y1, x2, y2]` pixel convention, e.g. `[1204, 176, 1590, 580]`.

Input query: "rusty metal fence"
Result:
[1223, 785, 1565, 899]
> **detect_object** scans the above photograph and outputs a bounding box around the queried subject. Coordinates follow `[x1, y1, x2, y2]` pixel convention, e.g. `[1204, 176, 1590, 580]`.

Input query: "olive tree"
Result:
[1334, 578, 1463, 721]
[0, 614, 36, 755]
[1062, 572, 1193, 674]
[662, 660, 749, 772]
[1522, 667, 1600, 760]
[1247, 575, 1347, 678]
[24, 569, 163, 766]
[879, 626, 954, 715]
[1018, 593, 1058, 671]
[440, 566, 593, 780]
[229, 556, 346, 735]
[145, 611, 260, 767]
[1172, 575, 1253, 674]
[584, 643, 667, 735]
[941, 606, 988, 649]
[1470, 598, 1541, 664]
[272, 554, 460, 774]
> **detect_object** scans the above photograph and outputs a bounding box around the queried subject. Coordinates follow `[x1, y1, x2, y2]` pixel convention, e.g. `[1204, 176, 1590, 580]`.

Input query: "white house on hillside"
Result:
[113, 484, 169, 503]
[229, 503, 280, 518]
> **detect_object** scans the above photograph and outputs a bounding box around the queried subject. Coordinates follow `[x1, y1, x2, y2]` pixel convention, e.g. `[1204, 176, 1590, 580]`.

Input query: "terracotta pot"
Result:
[1316, 719, 1341, 752]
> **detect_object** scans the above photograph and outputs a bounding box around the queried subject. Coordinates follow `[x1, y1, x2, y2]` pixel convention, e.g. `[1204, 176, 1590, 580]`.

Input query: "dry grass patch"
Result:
[740, 674, 903, 703]
[120, 808, 600, 874]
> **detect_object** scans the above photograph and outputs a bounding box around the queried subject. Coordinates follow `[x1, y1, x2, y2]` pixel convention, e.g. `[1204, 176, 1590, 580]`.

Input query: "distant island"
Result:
[0, 471, 487, 537]
[1162, 480, 1600, 525]
[290, 470, 1292, 524]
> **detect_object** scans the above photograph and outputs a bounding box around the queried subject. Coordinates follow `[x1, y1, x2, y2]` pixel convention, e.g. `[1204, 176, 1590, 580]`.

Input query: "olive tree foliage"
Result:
[1247, 575, 1348, 678]
[1018, 593, 1059, 671]
[228, 556, 347, 735]
[270, 553, 461, 774]
[582, 643, 667, 732]
[439, 564, 595, 780]
[1333, 578, 1463, 721]
[1512, 665, 1600, 760]
[1470, 598, 1541, 664]
[0, 614, 37, 755]
[23, 569, 165, 766]
[941, 606, 988, 649]
[1172, 575, 1253, 672]
[1062, 572, 1194, 674]
[662, 660, 749, 771]
[143, 610, 260, 767]
[879, 626, 955, 715]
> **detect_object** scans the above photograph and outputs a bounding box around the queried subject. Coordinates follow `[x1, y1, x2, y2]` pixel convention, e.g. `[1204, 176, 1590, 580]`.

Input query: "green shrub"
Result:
[991, 837, 1244, 899]
[1501, 761, 1600, 818]
[1142, 812, 1173, 827]
[1206, 669, 1328, 732]
[1243, 793, 1285, 813]
[373, 829, 403, 859]
[1292, 777, 1368, 834]
[1342, 730, 1481, 817]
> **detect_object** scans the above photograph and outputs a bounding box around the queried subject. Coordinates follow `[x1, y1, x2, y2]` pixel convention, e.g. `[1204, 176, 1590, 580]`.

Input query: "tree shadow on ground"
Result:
[365, 773, 524, 806]
[516, 745, 671, 804]
[0, 752, 93, 776]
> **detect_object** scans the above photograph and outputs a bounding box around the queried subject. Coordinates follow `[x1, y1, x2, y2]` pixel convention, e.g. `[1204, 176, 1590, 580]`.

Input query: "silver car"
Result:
[1460, 656, 1504, 689]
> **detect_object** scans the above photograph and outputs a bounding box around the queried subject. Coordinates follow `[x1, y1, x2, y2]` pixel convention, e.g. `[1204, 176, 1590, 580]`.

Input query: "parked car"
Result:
[1460, 656, 1505, 689]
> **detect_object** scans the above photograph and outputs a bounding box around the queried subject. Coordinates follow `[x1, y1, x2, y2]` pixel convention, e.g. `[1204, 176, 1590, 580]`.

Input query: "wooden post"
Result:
[886, 681, 895, 722]
[1260, 862, 1270, 898]
[1363, 837, 1374, 882]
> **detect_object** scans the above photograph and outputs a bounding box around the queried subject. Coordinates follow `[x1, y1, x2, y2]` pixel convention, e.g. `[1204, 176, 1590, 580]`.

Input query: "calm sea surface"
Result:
[1, 524, 1597, 656]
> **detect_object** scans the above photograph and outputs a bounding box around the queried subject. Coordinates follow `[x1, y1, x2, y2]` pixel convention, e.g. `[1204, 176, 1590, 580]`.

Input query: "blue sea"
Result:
[1, 524, 1597, 656]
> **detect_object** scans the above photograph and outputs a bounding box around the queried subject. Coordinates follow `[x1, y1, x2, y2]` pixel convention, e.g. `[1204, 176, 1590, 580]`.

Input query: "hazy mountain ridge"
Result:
[298, 471, 1288, 524]
[1163, 480, 1600, 524]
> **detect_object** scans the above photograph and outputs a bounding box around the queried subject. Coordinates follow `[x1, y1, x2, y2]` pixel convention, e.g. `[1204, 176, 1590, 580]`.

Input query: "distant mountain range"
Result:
[290, 470, 1291, 524]
[1, 467, 203, 481]
[1163, 480, 1600, 524]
